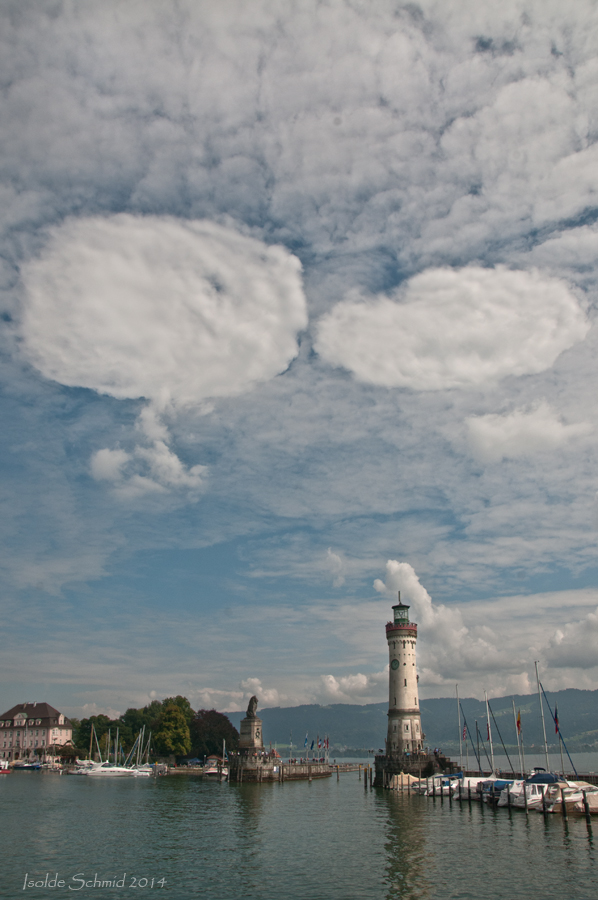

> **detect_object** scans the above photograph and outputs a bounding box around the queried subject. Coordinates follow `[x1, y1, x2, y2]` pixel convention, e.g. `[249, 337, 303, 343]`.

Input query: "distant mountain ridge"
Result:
[226, 689, 598, 754]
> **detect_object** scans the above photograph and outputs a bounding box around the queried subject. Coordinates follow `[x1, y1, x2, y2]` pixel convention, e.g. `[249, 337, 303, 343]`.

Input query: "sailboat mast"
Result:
[484, 691, 495, 775]
[456, 684, 462, 771]
[535, 661, 550, 771]
[512, 699, 524, 778]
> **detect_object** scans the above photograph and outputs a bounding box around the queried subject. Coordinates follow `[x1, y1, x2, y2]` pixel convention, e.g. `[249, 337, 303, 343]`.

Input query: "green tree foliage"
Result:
[69, 717, 81, 746]
[74, 696, 239, 762]
[153, 703, 191, 757]
[163, 695, 194, 725]
[190, 709, 239, 759]
[76, 714, 134, 758]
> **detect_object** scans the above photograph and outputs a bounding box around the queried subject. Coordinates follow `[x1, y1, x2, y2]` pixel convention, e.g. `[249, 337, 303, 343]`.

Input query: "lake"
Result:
[4, 762, 597, 899]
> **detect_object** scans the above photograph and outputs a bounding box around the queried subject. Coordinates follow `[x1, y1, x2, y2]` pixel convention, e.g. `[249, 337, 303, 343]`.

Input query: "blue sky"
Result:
[2, 0, 598, 719]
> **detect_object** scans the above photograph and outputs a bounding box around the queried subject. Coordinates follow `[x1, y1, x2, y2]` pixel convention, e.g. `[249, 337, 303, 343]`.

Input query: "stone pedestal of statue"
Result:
[239, 715, 263, 752]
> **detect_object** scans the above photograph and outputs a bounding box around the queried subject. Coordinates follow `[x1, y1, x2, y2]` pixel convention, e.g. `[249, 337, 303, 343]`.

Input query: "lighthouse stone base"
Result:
[374, 751, 459, 787]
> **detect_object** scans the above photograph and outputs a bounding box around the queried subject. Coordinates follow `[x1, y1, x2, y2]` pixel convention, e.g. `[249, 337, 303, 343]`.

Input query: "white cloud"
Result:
[546, 607, 598, 670]
[318, 669, 388, 705]
[21, 215, 307, 408]
[466, 402, 592, 463]
[374, 560, 516, 684]
[90, 448, 130, 482]
[90, 410, 206, 500]
[315, 267, 589, 391]
[240, 677, 283, 708]
[325, 548, 345, 588]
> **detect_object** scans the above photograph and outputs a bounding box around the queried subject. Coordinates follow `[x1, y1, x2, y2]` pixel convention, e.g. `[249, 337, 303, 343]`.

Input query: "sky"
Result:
[2, 0, 598, 720]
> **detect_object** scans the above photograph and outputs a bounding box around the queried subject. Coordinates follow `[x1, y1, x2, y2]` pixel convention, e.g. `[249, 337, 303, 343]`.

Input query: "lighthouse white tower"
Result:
[386, 593, 423, 756]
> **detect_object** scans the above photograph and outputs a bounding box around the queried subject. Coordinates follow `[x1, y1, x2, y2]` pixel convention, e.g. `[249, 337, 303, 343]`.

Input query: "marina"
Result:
[4, 758, 597, 899]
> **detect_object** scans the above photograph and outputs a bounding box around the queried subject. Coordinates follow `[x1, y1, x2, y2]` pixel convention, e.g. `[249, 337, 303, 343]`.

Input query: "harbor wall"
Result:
[374, 751, 459, 786]
[230, 758, 332, 782]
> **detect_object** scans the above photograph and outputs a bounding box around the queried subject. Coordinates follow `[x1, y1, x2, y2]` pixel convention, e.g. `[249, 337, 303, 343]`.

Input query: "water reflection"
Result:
[377, 791, 431, 900]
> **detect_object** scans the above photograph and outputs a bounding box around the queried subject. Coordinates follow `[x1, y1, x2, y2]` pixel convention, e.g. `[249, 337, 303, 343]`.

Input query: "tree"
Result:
[190, 709, 239, 758]
[162, 695, 194, 725]
[153, 703, 191, 757]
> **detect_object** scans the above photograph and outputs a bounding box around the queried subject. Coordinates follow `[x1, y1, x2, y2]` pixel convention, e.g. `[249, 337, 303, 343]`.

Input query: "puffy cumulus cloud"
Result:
[90, 440, 206, 500]
[90, 405, 206, 499]
[21, 215, 307, 408]
[240, 677, 284, 708]
[374, 560, 514, 684]
[315, 267, 588, 391]
[318, 669, 388, 705]
[466, 402, 593, 463]
[546, 607, 598, 670]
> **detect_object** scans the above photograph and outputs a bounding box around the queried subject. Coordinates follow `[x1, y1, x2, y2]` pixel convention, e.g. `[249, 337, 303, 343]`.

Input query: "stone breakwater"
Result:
[230, 757, 332, 782]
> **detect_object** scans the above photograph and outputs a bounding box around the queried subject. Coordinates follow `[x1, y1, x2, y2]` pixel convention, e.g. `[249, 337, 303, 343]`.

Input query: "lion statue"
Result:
[246, 695, 259, 718]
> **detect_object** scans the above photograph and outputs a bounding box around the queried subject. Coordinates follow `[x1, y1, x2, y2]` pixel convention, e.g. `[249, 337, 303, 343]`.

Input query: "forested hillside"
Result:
[227, 689, 598, 755]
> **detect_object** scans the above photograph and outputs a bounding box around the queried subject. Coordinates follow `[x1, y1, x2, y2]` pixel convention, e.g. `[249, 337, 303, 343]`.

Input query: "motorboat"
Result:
[497, 772, 565, 809]
[203, 756, 229, 782]
[542, 781, 598, 814]
[479, 778, 514, 804]
[84, 762, 138, 777]
[424, 775, 462, 796]
[12, 759, 41, 770]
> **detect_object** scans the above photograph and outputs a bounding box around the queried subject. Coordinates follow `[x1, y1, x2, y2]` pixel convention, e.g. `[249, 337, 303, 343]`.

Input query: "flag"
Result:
[318, 736, 322, 749]
[462, 725, 467, 740]
[310, 740, 315, 751]
[516, 710, 521, 734]
[554, 704, 559, 735]
[304, 733, 308, 748]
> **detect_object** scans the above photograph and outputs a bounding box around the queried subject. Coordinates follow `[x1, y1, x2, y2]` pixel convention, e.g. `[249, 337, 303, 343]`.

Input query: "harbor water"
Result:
[4, 762, 597, 900]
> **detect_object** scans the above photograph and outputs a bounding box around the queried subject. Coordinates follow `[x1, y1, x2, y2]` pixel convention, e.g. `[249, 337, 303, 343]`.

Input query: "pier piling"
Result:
[560, 787, 568, 821]
[583, 791, 592, 827]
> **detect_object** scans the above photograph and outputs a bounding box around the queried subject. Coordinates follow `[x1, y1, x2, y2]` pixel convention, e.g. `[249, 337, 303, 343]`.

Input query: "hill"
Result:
[226, 688, 598, 755]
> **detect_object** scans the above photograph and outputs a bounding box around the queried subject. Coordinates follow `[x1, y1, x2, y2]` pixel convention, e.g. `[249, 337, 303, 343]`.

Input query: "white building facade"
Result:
[386, 595, 424, 756]
[0, 702, 73, 760]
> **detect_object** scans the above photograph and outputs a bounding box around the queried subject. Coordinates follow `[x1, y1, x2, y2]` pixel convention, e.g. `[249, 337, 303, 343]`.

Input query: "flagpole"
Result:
[456, 684, 462, 772]
[535, 661, 550, 772]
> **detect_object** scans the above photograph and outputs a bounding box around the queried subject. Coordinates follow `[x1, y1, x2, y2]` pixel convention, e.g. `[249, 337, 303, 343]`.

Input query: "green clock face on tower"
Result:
[390, 659, 399, 670]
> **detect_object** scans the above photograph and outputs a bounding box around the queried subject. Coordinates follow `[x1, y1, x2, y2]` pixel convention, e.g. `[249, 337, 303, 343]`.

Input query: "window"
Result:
[404, 724, 409, 731]
[404, 679, 407, 686]
[41, 740, 45, 746]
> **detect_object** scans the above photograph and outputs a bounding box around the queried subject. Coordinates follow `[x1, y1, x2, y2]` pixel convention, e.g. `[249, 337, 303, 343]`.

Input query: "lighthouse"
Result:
[386, 593, 423, 755]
